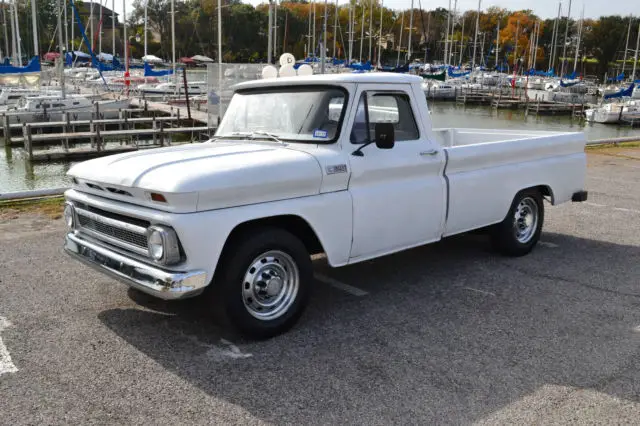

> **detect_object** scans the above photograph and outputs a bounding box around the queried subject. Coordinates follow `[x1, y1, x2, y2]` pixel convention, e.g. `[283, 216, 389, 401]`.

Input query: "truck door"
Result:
[346, 84, 447, 261]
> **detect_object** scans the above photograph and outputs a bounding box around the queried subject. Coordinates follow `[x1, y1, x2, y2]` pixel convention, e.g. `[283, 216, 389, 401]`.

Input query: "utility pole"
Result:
[560, 0, 571, 77]
[622, 17, 632, 76]
[407, 0, 413, 61]
[471, 0, 480, 69]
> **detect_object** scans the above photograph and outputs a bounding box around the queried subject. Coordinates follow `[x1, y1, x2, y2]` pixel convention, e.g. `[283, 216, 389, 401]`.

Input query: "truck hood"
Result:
[67, 141, 323, 212]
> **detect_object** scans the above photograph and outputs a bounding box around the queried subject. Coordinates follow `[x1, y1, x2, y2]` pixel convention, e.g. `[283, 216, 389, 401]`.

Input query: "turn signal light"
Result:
[150, 193, 167, 202]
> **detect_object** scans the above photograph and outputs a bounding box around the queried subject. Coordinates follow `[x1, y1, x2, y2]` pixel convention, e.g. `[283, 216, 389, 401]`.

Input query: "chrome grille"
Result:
[74, 204, 150, 256]
[78, 215, 148, 249]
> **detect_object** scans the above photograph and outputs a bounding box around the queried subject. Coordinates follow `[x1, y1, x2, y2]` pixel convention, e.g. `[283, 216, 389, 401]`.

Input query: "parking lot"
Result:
[1, 148, 640, 424]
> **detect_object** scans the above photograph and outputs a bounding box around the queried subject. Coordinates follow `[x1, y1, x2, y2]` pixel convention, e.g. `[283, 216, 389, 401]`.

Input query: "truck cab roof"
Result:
[234, 72, 424, 91]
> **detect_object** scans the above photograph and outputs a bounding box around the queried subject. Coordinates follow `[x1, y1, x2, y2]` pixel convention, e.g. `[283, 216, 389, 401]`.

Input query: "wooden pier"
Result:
[23, 124, 211, 162]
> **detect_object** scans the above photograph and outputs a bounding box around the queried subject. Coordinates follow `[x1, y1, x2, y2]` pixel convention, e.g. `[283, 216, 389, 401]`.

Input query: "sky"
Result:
[112, 0, 639, 20]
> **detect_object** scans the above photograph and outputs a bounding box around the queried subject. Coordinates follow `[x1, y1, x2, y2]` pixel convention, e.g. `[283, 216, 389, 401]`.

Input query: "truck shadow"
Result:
[98, 232, 640, 423]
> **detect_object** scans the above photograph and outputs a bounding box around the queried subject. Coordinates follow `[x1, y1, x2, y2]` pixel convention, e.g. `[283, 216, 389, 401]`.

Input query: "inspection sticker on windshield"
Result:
[313, 129, 328, 139]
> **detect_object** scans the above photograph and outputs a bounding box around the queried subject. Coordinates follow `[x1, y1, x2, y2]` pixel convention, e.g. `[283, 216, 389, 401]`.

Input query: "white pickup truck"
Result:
[64, 73, 587, 337]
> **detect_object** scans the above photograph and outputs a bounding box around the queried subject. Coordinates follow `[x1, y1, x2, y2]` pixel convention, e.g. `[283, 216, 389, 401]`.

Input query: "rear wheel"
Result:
[216, 228, 312, 339]
[491, 189, 544, 257]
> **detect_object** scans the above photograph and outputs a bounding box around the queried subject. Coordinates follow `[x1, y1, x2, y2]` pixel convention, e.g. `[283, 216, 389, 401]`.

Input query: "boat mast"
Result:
[170, 0, 176, 91]
[449, 0, 457, 66]
[57, 0, 66, 98]
[89, 0, 93, 52]
[533, 21, 540, 69]
[321, 0, 327, 73]
[513, 19, 519, 72]
[273, 0, 278, 59]
[347, 2, 352, 64]
[30, 0, 37, 58]
[458, 14, 464, 66]
[560, 0, 571, 77]
[267, 0, 272, 63]
[64, 0, 68, 51]
[1, 0, 9, 62]
[144, 0, 148, 57]
[632, 21, 640, 81]
[99, 0, 102, 55]
[368, 0, 372, 61]
[549, 1, 560, 72]
[312, 1, 316, 59]
[572, 7, 583, 73]
[407, 0, 413, 61]
[471, 0, 480, 69]
[13, 0, 22, 65]
[359, 2, 363, 62]
[396, 10, 403, 66]
[444, 0, 450, 64]
[495, 19, 499, 69]
[306, 0, 311, 57]
[622, 17, 632, 76]
[332, 0, 337, 58]
[377, 0, 383, 65]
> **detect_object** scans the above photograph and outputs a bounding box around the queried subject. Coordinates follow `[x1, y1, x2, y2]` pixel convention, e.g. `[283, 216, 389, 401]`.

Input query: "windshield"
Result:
[216, 86, 347, 143]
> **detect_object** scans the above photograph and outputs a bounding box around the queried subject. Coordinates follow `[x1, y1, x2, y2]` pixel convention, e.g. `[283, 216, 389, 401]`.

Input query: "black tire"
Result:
[215, 228, 312, 339]
[491, 189, 544, 257]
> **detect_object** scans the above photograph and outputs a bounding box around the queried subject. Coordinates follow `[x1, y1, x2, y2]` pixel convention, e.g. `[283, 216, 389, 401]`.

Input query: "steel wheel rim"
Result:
[242, 250, 299, 321]
[513, 197, 539, 244]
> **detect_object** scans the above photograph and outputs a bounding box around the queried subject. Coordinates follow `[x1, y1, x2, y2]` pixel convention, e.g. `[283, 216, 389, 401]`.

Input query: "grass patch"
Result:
[586, 141, 640, 150]
[0, 196, 64, 220]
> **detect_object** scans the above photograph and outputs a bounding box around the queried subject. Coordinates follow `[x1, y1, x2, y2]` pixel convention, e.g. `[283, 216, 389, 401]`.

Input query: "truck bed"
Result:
[432, 128, 577, 148]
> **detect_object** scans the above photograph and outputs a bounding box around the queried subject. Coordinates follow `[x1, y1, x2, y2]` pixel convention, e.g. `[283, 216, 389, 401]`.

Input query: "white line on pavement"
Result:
[463, 287, 497, 297]
[315, 273, 369, 297]
[0, 316, 18, 375]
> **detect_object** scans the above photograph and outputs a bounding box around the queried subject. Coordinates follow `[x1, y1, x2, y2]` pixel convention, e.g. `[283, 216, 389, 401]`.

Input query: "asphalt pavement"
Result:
[1, 149, 640, 424]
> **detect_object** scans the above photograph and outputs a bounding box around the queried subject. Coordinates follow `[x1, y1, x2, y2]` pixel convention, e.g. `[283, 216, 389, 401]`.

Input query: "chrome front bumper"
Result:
[64, 232, 208, 300]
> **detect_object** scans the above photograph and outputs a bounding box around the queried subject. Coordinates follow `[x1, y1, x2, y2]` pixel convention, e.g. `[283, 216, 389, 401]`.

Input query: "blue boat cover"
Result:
[0, 57, 40, 74]
[144, 62, 174, 77]
[604, 83, 635, 99]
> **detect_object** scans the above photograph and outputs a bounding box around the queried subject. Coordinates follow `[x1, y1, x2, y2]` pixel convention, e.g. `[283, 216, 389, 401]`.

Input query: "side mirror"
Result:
[375, 122, 395, 150]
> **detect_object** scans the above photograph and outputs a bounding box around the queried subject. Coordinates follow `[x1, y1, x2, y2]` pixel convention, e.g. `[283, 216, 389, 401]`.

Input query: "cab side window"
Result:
[350, 92, 419, 144]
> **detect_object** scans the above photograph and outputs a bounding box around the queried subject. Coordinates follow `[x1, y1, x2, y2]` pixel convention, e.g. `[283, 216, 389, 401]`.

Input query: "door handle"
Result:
[419, 149, 439, 156]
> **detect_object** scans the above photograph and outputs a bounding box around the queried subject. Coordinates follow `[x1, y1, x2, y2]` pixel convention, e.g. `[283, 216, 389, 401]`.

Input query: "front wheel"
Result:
[216, 228, 312, 339]
[491, 189, 544, 257]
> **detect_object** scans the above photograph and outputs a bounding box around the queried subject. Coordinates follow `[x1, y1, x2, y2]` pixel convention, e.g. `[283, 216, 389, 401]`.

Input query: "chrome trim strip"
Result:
[75, 207, 148, 235]
[64, 233, 208, 300]
[75, 227, 149, 256]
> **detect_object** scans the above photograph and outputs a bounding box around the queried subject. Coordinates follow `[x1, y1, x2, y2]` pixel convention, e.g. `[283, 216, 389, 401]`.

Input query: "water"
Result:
[1, 102, 638, 193]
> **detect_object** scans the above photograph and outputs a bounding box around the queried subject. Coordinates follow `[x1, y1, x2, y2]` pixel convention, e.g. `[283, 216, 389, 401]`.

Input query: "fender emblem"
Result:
[326, 164, 348, 175]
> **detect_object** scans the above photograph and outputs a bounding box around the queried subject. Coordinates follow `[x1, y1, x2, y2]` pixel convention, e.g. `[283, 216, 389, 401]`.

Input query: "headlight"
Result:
[63, 202, 75, 230]
[147, 225, 181, 265]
